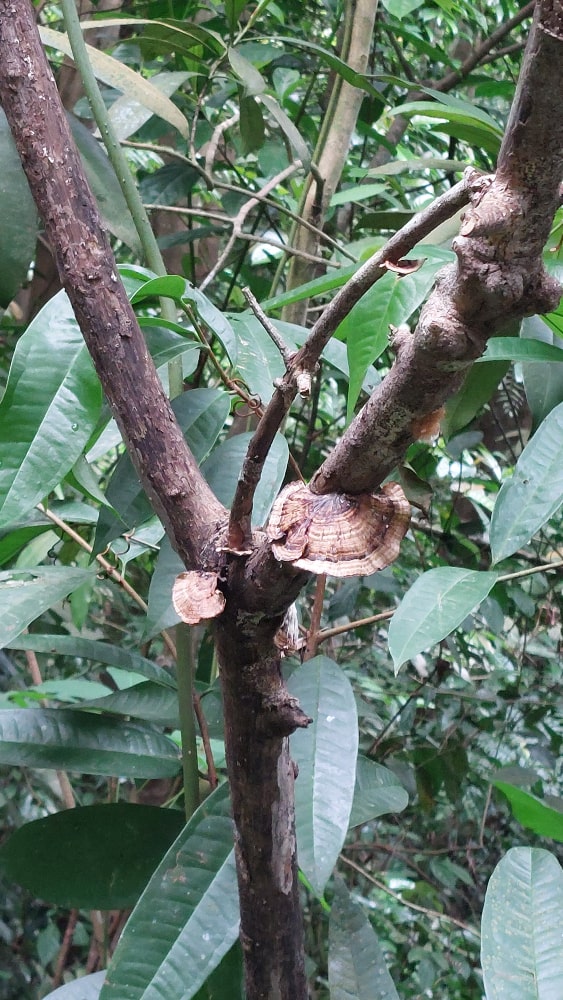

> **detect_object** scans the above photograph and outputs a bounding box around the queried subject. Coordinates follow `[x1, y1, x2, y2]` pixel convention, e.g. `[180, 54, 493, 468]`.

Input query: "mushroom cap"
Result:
[267, 481, 410, 577]
[172, 571, 225, 625]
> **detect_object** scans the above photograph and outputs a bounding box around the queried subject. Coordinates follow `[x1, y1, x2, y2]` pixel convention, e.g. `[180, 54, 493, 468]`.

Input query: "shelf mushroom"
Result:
[267, 481, 410, 578]
[172, 570, 226, 625]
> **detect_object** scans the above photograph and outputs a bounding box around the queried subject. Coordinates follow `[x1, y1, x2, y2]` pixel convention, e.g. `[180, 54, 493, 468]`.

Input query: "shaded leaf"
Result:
[6, 633, 176, 689]
[100, 784, 239, 1000]
[478, 337, 563, 365]
[68, 113, 140, 252]
[389, 568, 499, 670]
[490, 401, 563, 563]
[108, 71, 191, 141]
[481, 848, 563, 1000]
[442, 361, 509, 439]
[0, 292, 103, 528]
[493, 782, 563, 843]
[143, 535, 184, 639]
[521, 315, 563, 428]
[0, 567, 96, 647]
[288, 656, 358, 895]
[0, 109, 38, 307]
[228, 47, 266, 95]
[0, 708, 180, 777]
[0, 804, 185, 909]
[202, 432, 289, 526]
[329, 880, 400, 1000]
[350, 756, 408, 828]
[239, 95, 266, 154]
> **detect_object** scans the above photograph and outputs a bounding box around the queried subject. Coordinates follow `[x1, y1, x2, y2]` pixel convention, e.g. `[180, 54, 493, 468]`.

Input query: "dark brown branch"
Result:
[0, 0, 226, 572]
[311, 1, 563, 496]
[228, 178, 471, 548]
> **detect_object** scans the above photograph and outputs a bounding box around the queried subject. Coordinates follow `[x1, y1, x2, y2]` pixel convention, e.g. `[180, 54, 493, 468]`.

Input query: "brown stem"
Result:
[0, 1, 227, 572]
[303, 574, 326, 660]
[51, 909, 79, 988]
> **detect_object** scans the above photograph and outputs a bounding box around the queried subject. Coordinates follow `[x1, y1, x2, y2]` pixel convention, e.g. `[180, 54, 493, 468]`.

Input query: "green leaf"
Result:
[521, 316, 563, 428]
[108, 71, 191, 141]
[0, 567, 96, 647]
[202, 431, 288, 526]
[131, 275, 238, 365]
[393, 98, 502, 138]
[481, 847, 563, 1000]
[349, 756, 408, 828]
[493, 782, 563, 843]
[84, 682, 180, 728]
[288, 656, 358, 895]
[228, 47, 266, 95]
[94, 388, 229, 551]
[260, 94, 310, 167]
[0, 708, 181, 777]
[6, 633, 176, 689]
[100, 783, 239, 1000]
[39, 26, 189, 139]
[389, 568, 499, 670]
[0, 110, 38, 307]
[42, 972, 106, 1000]
[273, 37, 380, 100]
[0, 804, 185, 909]
[68, 113, 140, 253]
[382, 0, 424, 16]
[442, 361, 509, 438]
[478, 337, 563, 364]
[337, 261, 441, 418]
[239, 94, 266, 154]
[490, 401, 563, 563]
[143, 535, 184, 639]
[0, 291, 103, 528]
[328, 881, 400, 1000]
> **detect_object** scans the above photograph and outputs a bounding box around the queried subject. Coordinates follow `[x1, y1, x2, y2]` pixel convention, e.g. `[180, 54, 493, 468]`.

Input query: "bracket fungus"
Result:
[172, 570, 225, 625]
[267, 481, 410, 578]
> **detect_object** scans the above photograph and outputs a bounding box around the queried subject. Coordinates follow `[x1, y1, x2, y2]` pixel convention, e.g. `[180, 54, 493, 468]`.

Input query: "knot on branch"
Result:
[257, 691, 312, 737]
[267, 481, 410, 578]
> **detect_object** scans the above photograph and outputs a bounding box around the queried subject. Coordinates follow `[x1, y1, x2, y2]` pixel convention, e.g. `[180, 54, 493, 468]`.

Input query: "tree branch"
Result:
[310, 0, 563, 496]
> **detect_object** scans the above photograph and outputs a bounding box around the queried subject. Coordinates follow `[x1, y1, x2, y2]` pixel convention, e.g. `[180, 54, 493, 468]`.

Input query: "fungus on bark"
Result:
[172, 570, 225, 624]
[267, 481, 410, 577]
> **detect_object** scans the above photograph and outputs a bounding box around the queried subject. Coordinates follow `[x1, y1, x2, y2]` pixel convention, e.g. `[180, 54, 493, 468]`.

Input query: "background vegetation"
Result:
[0, 0, 562, 998]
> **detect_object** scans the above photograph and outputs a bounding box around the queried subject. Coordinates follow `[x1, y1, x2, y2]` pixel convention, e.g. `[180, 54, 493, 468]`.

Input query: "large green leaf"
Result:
[0, 110, 38, 307]
[108, 71, 191, 141]
[493, 782, 563, 843]
[490, 401, 563, 563]
[481, 848, 563, 1000]
[328, 881, 400, 1000]
[0, 804, 184, 909]
[0, 708, 180, 777]
[39, 26, 189, 139]
[0, 567, 96, 647]
[84, 682, 180, 728]
[288, 656, 358, 895]
[6, 633, 176, 689]
[388, 568, 499, 671]
[349, 756, 408, 828]
[337, 261, 441, 418]
[68, 114, 140, 252]
[100, 783, 239, 1000]
[478, 337, 563, 365]
[202, 431, 289, 526]
[0, 291, 103, 528]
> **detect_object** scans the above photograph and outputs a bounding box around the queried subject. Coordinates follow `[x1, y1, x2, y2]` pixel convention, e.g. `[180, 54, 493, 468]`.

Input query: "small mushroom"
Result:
[267, 481, 410, 578]
[172, 571, 225, 625]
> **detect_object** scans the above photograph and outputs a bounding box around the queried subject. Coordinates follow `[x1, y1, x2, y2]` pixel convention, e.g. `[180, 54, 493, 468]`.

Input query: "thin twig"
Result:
[303, 575, 326, 661]
[316, 608, 395, 644]
[242, 286, 294, 364]
[340, 853, 479, 936]
[193, 689, 218, 789]
[204, 111, 240, 175]
[37, 503, 177, 660]
[228, 177, 471, 543]
[200, 162, 303, 291]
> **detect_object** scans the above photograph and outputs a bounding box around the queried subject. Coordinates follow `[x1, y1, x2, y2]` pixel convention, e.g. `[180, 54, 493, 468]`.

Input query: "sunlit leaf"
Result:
[389, 568, 499, 670]
[0, 291, 103, 528]
[493, 782, 563, 843]
[288, 656, 358, 895]
[481, 848, 563, 1000]
[490, 401, 563, 563]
